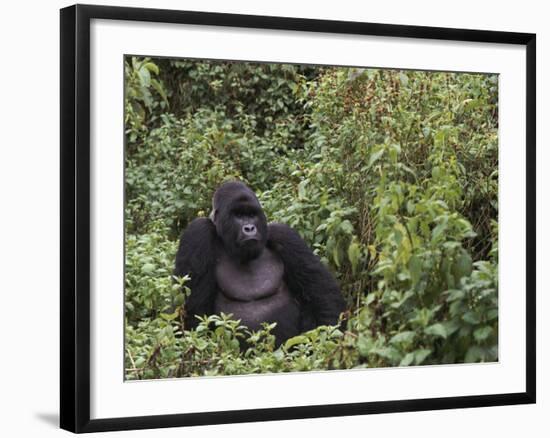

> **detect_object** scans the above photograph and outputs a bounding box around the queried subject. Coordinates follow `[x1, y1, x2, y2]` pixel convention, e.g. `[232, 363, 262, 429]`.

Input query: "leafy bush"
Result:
[124, 57, 498, 379]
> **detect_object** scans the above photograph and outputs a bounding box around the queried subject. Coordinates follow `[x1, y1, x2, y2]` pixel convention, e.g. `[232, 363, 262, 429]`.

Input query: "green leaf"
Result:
[462, 311, 481, 325]
[453, 251, 473, 280]
[160, 311, 178, 321]
[138, 66, 151, 87]
[297, 180, 307, 199]
[151, 78, 168, 103]
[431, 222, 446, 242]
[394, 228, 403, 247]
[390, 331, 415, 345]
[357, 335, 371, 357]
[414, 349, 432, 365]
[316, 223, 328, 232]
[284, 335, 309, 349]
[425, 323, 447, 339]
[473, 326, 493, 342]
[332, 246, 341, 268]
[463, 98, 482, 112]
[340, 220, 354, 234]
[347, 241, 361, 275]
[371, 347, 400, 362]
[465, 346, 485, 362]
[409, 254, 422, 286]
[442, 320, 461, 337]
[144, 62, 159, 75]
[141, 263, 155, 274]
[368, 147, 385, 168]
[434, 129, 447, 147]
[399, 352, 415, 367]
[445, 289, 465, 302]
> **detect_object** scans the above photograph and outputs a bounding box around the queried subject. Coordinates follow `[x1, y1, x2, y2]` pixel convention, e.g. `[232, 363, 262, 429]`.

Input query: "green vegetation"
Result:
[124, 57, 498, 379]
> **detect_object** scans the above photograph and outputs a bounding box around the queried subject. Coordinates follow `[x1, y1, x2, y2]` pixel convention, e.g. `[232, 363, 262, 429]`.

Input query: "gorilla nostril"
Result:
[243, 224, 256, 235]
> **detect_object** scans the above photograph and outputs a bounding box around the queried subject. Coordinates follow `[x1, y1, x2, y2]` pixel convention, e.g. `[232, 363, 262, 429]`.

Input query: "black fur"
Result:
[174, 181, 346, 345]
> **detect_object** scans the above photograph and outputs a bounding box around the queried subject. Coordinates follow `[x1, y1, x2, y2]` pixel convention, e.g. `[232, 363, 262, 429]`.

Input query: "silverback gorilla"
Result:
[174, 181, 346, 346]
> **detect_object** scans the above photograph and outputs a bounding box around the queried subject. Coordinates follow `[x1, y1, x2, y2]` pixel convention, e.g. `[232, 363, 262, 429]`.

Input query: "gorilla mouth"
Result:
[241, 236, 260, 243]
[237, 234, 263, 248]
[237, 238, 264, 261]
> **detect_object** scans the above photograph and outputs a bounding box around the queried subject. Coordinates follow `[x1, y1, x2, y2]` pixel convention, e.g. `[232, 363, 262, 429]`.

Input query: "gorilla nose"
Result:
[242, 224, 256, 236]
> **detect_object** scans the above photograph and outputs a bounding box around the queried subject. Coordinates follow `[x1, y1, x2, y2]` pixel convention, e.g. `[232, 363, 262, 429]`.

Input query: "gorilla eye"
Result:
[234, 208, 256, 218]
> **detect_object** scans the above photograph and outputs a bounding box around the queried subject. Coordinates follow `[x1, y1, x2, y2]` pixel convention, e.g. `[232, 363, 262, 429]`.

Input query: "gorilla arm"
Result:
[267, 223, 346, 329]
[174, 217, 218, 330]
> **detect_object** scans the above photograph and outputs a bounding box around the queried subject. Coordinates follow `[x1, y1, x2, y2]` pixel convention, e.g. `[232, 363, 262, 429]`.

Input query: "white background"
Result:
[0, 0, 546, 436]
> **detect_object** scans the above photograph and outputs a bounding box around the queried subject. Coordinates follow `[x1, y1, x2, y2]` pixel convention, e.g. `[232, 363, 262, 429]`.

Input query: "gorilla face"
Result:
[211, 181, 268, 262]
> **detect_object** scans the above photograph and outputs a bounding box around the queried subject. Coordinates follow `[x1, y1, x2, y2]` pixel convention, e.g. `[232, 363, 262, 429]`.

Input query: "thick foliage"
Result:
[124, 57, 498, 379]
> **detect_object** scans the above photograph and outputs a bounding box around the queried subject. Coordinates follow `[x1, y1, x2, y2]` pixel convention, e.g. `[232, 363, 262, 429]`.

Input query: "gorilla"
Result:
[174, 181, 346, 346]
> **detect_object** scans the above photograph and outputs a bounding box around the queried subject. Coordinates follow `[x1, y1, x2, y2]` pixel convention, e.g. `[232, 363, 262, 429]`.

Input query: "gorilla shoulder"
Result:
[174, 217, 217, 278]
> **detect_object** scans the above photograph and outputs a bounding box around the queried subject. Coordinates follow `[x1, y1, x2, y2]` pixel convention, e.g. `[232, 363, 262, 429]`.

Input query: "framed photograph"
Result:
[60, 4, 536, 433]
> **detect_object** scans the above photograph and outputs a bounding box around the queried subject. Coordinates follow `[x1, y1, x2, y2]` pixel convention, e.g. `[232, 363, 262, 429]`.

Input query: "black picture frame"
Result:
[60, 3, 536, 433]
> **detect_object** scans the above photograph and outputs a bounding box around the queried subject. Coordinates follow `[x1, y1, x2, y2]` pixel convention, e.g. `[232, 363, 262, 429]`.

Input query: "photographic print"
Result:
[61, 5, 535, 431]
[124, 57, 499, 380]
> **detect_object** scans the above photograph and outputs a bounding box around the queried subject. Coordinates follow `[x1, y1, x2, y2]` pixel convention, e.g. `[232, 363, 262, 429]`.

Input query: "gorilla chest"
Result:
[214, 249, 300, 335]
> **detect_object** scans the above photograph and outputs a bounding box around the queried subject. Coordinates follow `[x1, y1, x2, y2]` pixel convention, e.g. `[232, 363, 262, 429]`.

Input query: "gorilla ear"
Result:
[209, 208, 217, 224]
